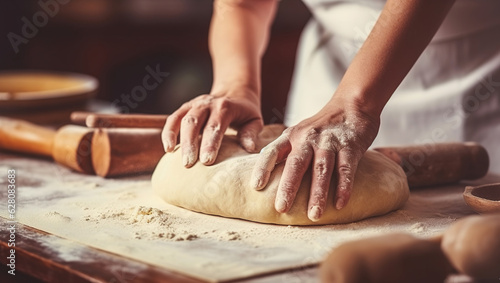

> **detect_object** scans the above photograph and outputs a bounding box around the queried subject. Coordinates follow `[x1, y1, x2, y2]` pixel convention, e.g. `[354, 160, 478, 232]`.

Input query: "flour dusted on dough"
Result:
[152, 125, 410, 225]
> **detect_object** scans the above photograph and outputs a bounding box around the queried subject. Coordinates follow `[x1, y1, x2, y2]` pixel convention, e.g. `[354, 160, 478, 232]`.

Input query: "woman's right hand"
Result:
[162, 0, 276, 167]
[161, 87, 263, 168]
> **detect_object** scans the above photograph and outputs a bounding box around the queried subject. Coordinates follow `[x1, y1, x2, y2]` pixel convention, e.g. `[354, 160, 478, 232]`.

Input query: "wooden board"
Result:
[0, 217, 202, 283]
[0, 217, 322, 283]
[0, 152, 323, 282]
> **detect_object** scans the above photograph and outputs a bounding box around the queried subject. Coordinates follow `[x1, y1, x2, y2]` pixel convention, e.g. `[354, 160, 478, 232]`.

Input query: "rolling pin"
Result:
[374, 143, 489, 187]
[72, 113, 490, 185]
[91, 127, 164, 177]
[70, 112, 166, 177]
[71, 112, 167, 128]
[0, 117, 94, 174]
[94, 132, 488, 185]
[71, 112, 166, 177]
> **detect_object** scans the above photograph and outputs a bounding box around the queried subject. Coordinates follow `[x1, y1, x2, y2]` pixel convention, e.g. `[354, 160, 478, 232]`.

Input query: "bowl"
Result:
[463, 183, 500, 214]
[0, 71, 98, 124]
[0, 70, 98, 110]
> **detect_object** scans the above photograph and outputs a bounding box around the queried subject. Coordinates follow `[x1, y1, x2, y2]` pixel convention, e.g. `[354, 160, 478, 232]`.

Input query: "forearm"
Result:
[332, 0, 455, 116]
[209, 0, 278, 99]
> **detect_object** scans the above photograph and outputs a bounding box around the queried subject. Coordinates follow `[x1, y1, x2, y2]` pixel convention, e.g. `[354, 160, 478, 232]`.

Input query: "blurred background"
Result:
[0, 0, 310, 124]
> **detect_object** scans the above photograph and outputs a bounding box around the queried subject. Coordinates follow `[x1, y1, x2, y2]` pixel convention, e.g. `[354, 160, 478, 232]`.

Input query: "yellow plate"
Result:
[0, 71, 98, 110]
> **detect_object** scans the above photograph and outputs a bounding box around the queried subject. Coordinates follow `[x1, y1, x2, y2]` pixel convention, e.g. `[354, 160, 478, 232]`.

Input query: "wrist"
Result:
[210, 83, 262, 110]
[211, 77, 260, 92]
[329, 87, 386, 120]
[320, 94, 381, 128]
[211, 81, 260, 100]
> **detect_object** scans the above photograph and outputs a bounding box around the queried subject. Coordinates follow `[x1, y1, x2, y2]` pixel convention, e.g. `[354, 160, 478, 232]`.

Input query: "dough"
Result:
[152, 125, 409, 225]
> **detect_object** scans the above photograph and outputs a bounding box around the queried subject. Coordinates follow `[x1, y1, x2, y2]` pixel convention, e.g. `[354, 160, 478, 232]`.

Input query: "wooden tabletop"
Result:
[1, 151, 495, 283]
[0, 152, 320, 283]
[0, 216, 319, 283]
[0, 217, 206, 283]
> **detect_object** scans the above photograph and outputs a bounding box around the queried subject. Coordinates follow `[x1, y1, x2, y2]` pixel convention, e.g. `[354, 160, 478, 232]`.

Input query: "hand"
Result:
[250, 98, 380, 221]
[162, 88, 263, 167]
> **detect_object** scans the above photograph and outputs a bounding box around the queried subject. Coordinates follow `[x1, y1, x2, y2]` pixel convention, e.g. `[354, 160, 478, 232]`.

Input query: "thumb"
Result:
[238, 119, 263, 153]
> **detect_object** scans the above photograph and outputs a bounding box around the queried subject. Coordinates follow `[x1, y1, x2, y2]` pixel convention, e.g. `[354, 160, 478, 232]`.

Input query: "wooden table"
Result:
[0, 217, 319, 283]
[0, 152, 495, 283]
[0, 152, 319, 283]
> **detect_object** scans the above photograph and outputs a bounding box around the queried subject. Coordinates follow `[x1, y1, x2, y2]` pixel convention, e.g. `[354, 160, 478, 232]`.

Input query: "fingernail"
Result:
[251, 170, 270, 190]
[275, 198, 288, 213]
[183, 152, 195, 167]
[164, 140, 172, 152]
[257, 175, 264, 188]
[242, 137, 256, 152]
[335, 198, 345, 210]
[308, 205, 322, 222]
[200, 152, 215, 164]
[250, 175, 263, 190]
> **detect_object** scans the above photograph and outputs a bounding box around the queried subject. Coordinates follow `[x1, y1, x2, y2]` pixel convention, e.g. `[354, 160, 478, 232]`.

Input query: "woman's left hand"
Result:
[250, 97, 380, 222]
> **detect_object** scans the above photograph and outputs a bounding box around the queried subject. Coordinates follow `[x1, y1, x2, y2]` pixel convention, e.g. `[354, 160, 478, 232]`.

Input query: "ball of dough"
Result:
[320, 234, 452, 283]
[152, 125, 409, 225]
[441, 214, 500, 279]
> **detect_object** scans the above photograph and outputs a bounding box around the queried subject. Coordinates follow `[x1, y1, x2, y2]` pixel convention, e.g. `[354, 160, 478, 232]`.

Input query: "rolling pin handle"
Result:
[463, 142, 489, 180]
[374, 143, 489, 188]
[0, 117, 55, 157]
[70, 111, 91, 126]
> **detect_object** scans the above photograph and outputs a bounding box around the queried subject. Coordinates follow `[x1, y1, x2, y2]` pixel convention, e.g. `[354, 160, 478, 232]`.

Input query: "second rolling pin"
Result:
[374, 143, 489, 187]
[91, 128, 164, 177]
[71, 112, 167, 128]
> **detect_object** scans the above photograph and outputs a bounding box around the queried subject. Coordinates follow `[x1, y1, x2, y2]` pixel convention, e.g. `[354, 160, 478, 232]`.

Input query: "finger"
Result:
[275, 146, 313, 213]
[307, 148, 335, 222]
[180, 109, 209, 168]
[238, 118, 263, 153]
[199, 114, 230, 165]
[161, 104, 190, 152]
[250, 135, 290, 190]
[334, 148, 361, 210]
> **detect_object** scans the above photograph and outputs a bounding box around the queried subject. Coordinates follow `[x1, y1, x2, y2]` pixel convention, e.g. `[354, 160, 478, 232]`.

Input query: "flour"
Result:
[218, 231, 242, 241]
[78, 201, 326, 245]
[130, 206, 171, 225]
[46, 211, 72, 223]
[39, 236, 91, 262]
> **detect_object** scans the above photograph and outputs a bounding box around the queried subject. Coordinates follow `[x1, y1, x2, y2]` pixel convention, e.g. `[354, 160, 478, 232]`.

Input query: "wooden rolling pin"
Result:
[92, 131, 487, 185]
[374, 143, 489, 187]
[71, 112, 166, 177]
[71, 112, 490, 185]
[0, 117, 163, 177]
[0, 117, 94, 174]
[91, 128, 164, 178]
[71, 112, 167, 128]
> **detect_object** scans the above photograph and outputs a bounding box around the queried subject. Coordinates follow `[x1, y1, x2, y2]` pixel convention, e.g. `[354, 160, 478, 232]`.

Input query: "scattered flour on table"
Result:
[75, 200, 452, 248]
[81, 204, 304, 244]
[46, 211, 72, 223]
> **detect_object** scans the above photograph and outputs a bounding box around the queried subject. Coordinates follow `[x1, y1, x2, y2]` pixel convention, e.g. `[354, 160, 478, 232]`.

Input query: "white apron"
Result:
[285, 0, 500, 173]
